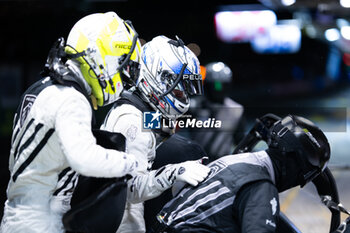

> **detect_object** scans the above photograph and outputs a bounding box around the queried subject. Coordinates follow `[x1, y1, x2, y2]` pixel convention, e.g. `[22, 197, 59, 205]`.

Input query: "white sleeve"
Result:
[102, 107, 164, 203]
[127, 170, 170, 203]
[55, 93, 138, 178]
[128, 160, 212, 203]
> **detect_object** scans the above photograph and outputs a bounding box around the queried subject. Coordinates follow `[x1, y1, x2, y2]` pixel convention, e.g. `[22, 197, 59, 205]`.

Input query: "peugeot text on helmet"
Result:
[65, 12, 142, 106]
[137, 35, 202, 120]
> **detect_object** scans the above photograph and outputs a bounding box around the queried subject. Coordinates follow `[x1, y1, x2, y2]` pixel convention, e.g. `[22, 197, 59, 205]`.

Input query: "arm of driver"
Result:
[101, 108, 160, 203]
[127, 161, 210, 204]
[127, 170, 165, 203]
[55, 93, 137, 178]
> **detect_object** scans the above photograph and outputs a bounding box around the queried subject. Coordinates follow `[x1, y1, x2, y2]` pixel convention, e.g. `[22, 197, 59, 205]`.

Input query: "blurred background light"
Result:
[215, 7, 277, 43]
[251, 24, 301, 54]
[336, 18, 349, 28]
[340, 26, 350, 40]
[340, 0, 350, 8]
[325, 28, 340, 42]
[305, 25, 318, 38]
[343, 53, 350, 66]
[212, 62, 225, 72]
[281, 0, 296, 6]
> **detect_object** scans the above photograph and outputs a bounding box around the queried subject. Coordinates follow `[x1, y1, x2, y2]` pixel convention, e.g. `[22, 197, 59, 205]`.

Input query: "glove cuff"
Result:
[152, 164, 177, 191]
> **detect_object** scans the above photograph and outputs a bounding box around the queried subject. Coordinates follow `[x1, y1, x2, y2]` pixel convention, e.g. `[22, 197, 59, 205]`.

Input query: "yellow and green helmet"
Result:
[65, 12, 141, 106]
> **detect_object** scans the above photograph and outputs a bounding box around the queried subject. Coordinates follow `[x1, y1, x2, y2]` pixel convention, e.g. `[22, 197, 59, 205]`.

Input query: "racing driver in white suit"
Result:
[101, 35, 210, 233]
[0, 12, 142, 233]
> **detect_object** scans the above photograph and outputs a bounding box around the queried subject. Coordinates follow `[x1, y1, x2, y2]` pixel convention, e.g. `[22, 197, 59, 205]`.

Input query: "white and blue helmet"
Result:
[137, 35, 202, 120]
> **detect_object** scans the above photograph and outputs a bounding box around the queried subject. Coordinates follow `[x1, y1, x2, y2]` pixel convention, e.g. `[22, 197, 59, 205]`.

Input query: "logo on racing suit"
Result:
[270, 197, 277, 215]
[143, 111, 161, 129]
[19, 94, 36, 127]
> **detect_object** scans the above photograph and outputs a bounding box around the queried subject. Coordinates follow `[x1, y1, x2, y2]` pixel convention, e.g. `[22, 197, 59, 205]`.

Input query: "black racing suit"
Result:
[152, 151, 279, 233]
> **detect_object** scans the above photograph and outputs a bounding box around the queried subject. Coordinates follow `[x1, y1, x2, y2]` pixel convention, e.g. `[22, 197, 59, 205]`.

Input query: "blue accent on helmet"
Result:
[159, 45, 193, 75]
[162, 57, 192, 75]
[143, 54, 147, 65]
[142, 44, 148, 65]
[164, 96, 182, 114]
[192, 57, 199, 73]
[183, 67, 192, 74]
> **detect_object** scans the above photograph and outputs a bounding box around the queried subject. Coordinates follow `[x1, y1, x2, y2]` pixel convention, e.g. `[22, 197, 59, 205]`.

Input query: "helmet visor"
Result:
[159, 70, 203, 97]
[159, 70, 189, 104]
[182, 74, 203, 95]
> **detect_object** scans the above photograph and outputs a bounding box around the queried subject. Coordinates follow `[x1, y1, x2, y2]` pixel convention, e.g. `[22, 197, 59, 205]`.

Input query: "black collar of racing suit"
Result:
[115, 90, 153, 114]
[114, 90, 171, 139]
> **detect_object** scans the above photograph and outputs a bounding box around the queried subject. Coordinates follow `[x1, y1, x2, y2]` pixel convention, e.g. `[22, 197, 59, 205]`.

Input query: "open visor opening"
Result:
[160, 68, 203, 99]
[171, 83, 189, 104]
[182, 74, 203, 95]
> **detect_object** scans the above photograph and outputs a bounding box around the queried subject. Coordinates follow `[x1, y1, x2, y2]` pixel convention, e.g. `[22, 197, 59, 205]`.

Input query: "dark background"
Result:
[1, 0, 350, 221]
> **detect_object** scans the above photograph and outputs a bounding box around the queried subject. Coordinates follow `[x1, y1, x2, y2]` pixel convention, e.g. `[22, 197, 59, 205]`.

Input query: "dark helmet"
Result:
[267, 115, 330, 189]
[203, 62, 232, 103]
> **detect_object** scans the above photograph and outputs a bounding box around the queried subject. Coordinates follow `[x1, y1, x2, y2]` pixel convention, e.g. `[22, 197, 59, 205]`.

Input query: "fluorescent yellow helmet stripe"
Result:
[65, 12, 141, 107]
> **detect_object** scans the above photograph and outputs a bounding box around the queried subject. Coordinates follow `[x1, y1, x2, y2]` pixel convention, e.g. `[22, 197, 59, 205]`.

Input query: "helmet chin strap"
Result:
[116, 20, 139, 75]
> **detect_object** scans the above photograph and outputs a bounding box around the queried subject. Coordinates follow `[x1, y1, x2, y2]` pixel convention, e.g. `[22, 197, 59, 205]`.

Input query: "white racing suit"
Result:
[101, 103, 210, 233]
[0, 76, 138, 233]
[101, 104, 157, 233]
